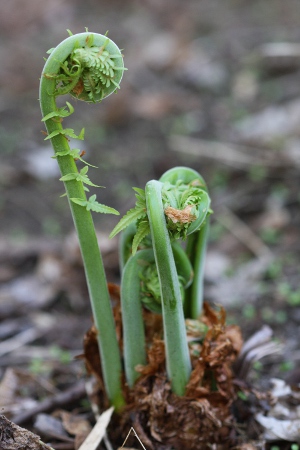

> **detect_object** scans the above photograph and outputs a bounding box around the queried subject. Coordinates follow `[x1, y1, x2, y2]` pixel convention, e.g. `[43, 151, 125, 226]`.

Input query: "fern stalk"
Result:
[145, 180, 192, 395]
[39, 32, 125, 410]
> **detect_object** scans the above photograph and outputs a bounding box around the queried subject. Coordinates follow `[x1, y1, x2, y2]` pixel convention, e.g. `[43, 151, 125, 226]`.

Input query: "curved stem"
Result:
[119, 223, 137, 272]
[145, 180, 191, 395]
[121, 245, 192, 387]
[40, 33, 125, 410]
[159, 166, 207, 188]
[121, 249, 152, 387]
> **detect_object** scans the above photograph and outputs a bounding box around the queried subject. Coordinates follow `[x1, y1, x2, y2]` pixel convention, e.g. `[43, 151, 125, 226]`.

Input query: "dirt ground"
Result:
[0, 1, 300, 449]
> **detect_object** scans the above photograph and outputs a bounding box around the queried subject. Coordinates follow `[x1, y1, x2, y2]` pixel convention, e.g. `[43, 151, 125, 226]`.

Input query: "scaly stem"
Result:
[145, 180, 191, 395]
[39, 32, 125, 410]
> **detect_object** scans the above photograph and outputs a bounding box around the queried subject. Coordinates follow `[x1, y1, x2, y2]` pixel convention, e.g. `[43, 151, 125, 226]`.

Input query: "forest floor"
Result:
[0, 1, 300, 449]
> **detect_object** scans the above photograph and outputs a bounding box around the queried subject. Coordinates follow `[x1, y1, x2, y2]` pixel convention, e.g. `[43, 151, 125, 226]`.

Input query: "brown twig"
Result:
[216, 205, 272, 259]
[12, 380, 87, 425]
[169, 135, 290, 168]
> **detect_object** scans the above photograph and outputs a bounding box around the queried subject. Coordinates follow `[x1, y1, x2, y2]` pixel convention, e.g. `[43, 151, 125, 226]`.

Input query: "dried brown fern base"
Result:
[82, 285, 245, 450]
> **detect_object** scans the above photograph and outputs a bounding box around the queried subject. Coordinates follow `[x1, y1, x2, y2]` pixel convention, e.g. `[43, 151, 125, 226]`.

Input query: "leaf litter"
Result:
[82, 292, 247, 449]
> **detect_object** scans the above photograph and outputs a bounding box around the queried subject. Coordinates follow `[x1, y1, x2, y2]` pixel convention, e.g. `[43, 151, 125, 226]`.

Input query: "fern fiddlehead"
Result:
[40, 31, 126, 410]
[145, 179, 192, 395]
[159, 167, 211, 319]
[111, 167, 211, 395]
[71, 37, 123, 102]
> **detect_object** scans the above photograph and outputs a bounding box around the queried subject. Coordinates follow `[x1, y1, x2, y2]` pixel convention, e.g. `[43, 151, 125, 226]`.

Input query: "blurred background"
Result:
[1, 0, 300, 407]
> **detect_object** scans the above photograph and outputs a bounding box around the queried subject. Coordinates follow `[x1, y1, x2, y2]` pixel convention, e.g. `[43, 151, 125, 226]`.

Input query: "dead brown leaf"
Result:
[165, 205, 196, 224]
[82, 288, 243, 449]
[57, 410, 92, 449]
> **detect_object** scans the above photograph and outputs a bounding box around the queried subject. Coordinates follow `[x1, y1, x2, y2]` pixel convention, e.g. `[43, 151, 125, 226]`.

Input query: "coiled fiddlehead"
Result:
[72, 38, 123, 101]
[40, 31, 126, 410]
[45, 32, 124, 103]
[111, 166, 211, 395]
[159, 167, 211, 319]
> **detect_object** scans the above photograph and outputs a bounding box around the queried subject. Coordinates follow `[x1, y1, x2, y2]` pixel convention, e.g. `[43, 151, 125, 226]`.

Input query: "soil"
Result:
[1, 1, 300, 449]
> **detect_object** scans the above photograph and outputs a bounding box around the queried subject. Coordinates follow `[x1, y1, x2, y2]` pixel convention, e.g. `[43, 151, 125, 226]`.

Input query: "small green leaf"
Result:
[85, 33, 94, 47]
[42, 102, 74, 122]
[69, 149, 97, 167]
[132, 220, 150, 255]
[53, 148, 95, 164]
[71, 195, 119, 215]
[133, 187, 146, 199]
[88, 201, 119, 215]
[109, 207, 147, 239]
[44, 127, 85, 141]
[52, 149, 70, 158]
[109, 187, 147, 239]
[77, 128, 85, 140]
[70, 198, 86, 207]
[60, 166, 102, 187]
[59, 173, 77, 182]
[80, 165, 88, 175]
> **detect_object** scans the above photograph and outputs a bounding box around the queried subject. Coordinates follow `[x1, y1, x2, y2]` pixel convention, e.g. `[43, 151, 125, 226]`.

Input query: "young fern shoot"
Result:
[39, 31, 126, 410]
[111, 166, 211, 395]
[159, 167, 211, 318]
[145, 180, 192, 395]
[40, 30, 211, 406]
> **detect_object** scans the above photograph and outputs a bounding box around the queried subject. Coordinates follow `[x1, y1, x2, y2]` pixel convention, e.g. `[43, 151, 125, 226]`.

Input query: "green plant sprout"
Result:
[111, 167, 211, 393]
[40, 30, 126, 410]
[40, 31, 211, 407]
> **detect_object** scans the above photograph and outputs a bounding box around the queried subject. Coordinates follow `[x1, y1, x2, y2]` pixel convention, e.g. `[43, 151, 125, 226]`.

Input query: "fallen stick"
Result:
[12, 380, 86, 425]
[169, 135, 289, 168]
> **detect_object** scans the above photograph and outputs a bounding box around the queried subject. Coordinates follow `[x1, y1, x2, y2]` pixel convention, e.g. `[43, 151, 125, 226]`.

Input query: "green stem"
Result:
[119, 223, 137, 272]
[121, 242, 193, 387]
[145, 180, 191, 395]
[186, 220, 210, 319]
[121, 249, 151, 387]
[39, 32, 125, 410]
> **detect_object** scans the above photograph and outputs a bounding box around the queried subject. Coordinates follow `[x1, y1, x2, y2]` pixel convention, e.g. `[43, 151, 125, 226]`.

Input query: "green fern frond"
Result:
[42, 102, 74, 122]
[60, 166, 102, 187]
[109, 188, 147, 239]
[71, 41, 125, 102]
[71, 195, 119, 214]
[109, 206, 147, 239]
[45, 128, 85, 141]
[132, 220, 151, 255]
